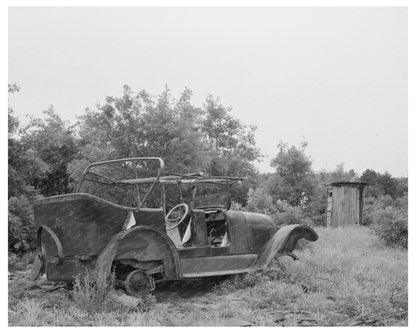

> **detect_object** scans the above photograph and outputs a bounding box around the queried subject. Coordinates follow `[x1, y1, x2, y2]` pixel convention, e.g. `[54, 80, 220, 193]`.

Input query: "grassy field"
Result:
[8, 226, 408, 326]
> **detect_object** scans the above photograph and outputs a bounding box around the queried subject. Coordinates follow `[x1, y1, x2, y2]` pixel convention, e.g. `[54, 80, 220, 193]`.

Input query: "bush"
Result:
[271, 200, 313, 226]
[230, 201, 245, 211]
[246, 188, 314, 227]
[364, 195, 408, 248]
[371, 206, 407, 249]
[8, 252, 35, 272]
[246, 188, 275, 214]
[302, 197, 326, 226]
[8, 252, 20, 272]
[8, 195, 36, 254]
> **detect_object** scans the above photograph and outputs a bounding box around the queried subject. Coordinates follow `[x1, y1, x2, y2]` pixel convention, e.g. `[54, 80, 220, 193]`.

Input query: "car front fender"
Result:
[251, 224, 318, 269]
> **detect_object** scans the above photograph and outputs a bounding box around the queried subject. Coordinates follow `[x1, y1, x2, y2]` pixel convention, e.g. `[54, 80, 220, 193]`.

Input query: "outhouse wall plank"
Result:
[327, 183, 367, 228]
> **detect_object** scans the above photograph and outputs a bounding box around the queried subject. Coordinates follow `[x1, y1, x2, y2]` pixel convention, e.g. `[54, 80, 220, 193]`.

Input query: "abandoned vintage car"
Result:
[30, 157, 318, 296]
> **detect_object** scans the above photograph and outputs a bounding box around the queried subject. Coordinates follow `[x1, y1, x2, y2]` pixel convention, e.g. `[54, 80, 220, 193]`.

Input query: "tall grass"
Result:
[257, 226, 407, 325]
[210, 226, 407, 326]
[70, 271, 114, 313]
[9, 226, 407, 326]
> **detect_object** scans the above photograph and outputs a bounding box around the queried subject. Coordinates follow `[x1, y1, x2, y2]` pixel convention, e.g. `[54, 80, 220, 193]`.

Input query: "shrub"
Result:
[302, 194, 327, 226]
[371, 206, 407, 249]
[362, 195, 408, 248]
[230, 201, 245, 211]
[246, 188, 275, 214]
[271, 200, 313, 226]
[363, 195, 395, 226]
[8, 252, 19, 272]
[8, 195, 35, 254]
[8, 252, 35, 272]
[246, 188, 313, 226]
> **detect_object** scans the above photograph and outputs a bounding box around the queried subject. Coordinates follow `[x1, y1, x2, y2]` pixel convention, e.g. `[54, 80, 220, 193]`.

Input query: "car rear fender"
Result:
[252, 224, 318, 269]
[94, 226, 182, 281]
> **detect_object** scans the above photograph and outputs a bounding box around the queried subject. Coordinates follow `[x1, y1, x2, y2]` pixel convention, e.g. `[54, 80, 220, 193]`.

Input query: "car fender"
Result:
[94, 226, 182, 281]
[251, 224, 318, 269]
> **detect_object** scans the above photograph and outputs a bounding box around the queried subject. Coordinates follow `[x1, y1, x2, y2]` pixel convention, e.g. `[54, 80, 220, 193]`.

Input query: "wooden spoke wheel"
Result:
[125, 270, 153, 297]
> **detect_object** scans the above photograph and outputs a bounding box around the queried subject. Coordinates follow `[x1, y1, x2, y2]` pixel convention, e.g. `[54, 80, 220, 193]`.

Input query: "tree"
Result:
[8, 83, 25, 197]
[8, 84, 263, 254]
[361, 168, 381, 197]
[361, 169, 378, 185]
[68, 86, 262, 205]
[201, 95, 261, 204]
[70, 85, 213, 180]
[377, 172, 398, 198]
[268, 141, 314, 206]
[8, 84, 41, 253]
[360, 169, 402, 199]
[20, 106, 78, 196]
[201, 95, 260, 174]
[8, 83, 40, 198]
[395, 177, 408, 197]
[327, 163, 359, 182]
[8, 84, 20, 135]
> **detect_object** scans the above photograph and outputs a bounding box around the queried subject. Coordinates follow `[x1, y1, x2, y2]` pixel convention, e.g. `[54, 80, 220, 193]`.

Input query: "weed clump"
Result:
[70, 272, 114, 313]
[70, 270, 153, 314]
[213, 272, 264, 294]
[15, 299, 44, 326]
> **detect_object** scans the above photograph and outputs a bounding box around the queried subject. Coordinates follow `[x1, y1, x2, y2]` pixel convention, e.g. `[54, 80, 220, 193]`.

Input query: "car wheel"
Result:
[125, 270, 153, 297]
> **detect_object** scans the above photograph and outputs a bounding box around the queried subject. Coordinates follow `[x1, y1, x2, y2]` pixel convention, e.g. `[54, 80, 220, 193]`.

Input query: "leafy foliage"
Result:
[246, 188, 274, 214]
[8, 84, 44, 254]
[245, 141, 407, 248]
[246, 188, 312, 227]
[20, 107, 78, 196]
[71, 85, 212, 175]
[361, 169, 407, 199]
[8, 84, 20, 135]
[8, 195, 36, 253]
[363, 195, 408, 248]
[202, 95, 260, 174]
[271, 200, 313, 226]
[8, 83, 408, 254]
[269, 141, 314, 206]
[8, 84, 262, 254]
[68, 86, 260, 206]
[371, 206, 407, 249]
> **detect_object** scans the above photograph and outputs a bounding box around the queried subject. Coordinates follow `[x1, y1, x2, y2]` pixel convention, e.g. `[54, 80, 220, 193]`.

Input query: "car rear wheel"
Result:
[125, 270, 154, 297]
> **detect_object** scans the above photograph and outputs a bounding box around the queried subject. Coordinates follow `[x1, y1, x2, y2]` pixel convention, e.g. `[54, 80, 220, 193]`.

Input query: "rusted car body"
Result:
[31, 157, 318, 296]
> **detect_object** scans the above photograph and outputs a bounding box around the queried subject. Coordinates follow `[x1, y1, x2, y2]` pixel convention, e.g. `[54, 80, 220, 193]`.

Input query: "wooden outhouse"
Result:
[326, 182, 367, 227]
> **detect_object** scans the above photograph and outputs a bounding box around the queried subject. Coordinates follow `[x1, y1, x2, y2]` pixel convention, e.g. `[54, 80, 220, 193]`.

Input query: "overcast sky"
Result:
[8, 7, 408, 176]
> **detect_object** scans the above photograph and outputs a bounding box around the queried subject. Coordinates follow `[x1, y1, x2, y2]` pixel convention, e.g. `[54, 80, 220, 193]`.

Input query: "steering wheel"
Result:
[165, 203, 190, 230]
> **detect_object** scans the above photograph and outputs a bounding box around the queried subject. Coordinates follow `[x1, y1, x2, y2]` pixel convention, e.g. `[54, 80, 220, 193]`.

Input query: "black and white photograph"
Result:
[6, 2, 410, 327]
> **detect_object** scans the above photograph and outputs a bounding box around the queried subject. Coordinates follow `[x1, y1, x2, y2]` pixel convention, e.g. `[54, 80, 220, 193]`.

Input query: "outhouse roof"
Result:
[330, 181, 368, 187]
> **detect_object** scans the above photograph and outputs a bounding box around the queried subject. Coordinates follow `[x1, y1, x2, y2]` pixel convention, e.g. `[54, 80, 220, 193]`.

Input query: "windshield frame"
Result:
[190, 177, 243, 210]
[77, 157, 165, 209]
[77, 158, 243, 211]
